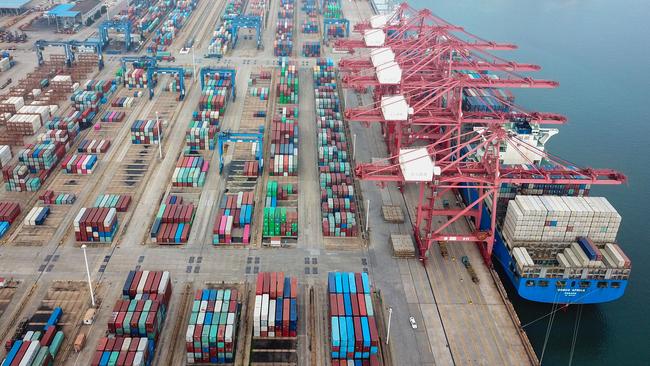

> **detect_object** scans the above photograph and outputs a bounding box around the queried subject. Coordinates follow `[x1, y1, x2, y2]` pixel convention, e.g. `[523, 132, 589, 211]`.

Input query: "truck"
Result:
[82, 308, 96, 325]
[461, 256, 479, 283]
[74, 332, 86, 352]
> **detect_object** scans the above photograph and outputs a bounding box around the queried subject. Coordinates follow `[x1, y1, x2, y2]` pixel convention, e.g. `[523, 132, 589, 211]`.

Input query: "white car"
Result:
[409, 316, 418, 329]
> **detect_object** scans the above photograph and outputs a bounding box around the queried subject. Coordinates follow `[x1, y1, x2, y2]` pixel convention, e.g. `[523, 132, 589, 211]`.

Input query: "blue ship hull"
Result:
[459, 187, 628, 304]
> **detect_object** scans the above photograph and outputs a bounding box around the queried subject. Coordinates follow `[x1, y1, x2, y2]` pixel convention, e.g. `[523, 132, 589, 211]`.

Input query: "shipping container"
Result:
[73, 207, 118, 242]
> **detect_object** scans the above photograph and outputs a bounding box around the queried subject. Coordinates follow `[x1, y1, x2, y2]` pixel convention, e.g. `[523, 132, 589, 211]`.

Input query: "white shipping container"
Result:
[19, 341, 40, 366]
[159, 271, 170, 294]
[133, 351, 144, 366]
[23, 331, 34, 341]
[269, 299, 276, 335]
[137, 270, 149, 293]
[225, 324, 234, 343]
[261, 293, 269, 328]
[122, 337, 131, 351]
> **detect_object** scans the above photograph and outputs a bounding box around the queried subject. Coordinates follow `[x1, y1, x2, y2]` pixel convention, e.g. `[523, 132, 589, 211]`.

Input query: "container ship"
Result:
[360, 0, 631, 304]
[460, 119, 631, 304]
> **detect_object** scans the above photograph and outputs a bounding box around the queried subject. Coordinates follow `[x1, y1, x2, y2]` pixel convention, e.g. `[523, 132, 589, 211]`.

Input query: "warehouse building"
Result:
[0, 0, 31, 15]
[44, 3, 81, 29]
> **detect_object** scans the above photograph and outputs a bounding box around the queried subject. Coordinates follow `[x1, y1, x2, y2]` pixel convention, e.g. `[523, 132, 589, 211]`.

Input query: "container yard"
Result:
[0, 0, 634, 365]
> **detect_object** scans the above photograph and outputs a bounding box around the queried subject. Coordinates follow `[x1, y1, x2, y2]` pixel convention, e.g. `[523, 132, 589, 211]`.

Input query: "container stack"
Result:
[172, 155, 209, 187]
[277, 57, 298, 104]
[84, 79, 114, 93]
[130, 120, 163, 145]
[263, 181, 298, 238]
[125, 68, 155, 89]
[186, 121, 218, 151]
[70, 90, 102, 112]
[0, 201, 20, 238]
[2, 164, 43, 192]
[4, 138, 68, 191]
[101, 110, 126, 122]
[23, 206, 50, 226]
[91, 271, 173, 366]
[301, 17, 318, 33]
[6, 113, 43, 135]
[0, 145, 11, 168]
[111, 96, 136, 108]
[39, 191, 76, 205]
[107, 299, 165, 340]
[212, 192, 254, 245]
[60, 153, 98, 175]
[78, 139, 111, 154]
[1, 307, 64, 366]
[495, 179, 591, 222]
[313, 59, 358, 237]
[323, 0, 343, 18]
[253, 272, 297, 337]
[462, 87, 513, 113]
[150, 195, 195, 244]
[93, 194, 132, 212]
[37, 129, 70, 144]
[206, 22, 233, 58]
[148, 0, 197, 55]
[121, 270, 173, 311]
[274, 0, 295, 56]
[328, 272, 379, 363]
[91, 337, 153, 366]
[0, 53, 14, 72]
[249, 87, 269, 100]
[192, 110, 221, 125]
[73, 207, 118, 242]
[45, 113, 81, 139]
[247, 0, 268, 26]
[199, 87, 229, 119]
[16, 140, 66, 173]
[325, 21, 348, 40]
[185, 288, 241, 364]
[270, 105, 298, 176]
[0, 96, 25, 114]
[302, 42, 321, 57]
[206, 0, 245, 57]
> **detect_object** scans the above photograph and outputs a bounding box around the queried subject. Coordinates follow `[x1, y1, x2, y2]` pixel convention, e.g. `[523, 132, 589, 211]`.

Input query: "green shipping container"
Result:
[49, 331, 64, 358]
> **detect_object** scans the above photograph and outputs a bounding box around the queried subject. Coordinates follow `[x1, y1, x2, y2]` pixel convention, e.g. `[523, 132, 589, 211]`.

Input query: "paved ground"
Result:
[0, 0, 536, 365]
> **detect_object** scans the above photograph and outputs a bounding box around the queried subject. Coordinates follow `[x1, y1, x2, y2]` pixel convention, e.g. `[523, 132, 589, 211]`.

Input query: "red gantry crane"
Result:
[338, 3, 627, 264]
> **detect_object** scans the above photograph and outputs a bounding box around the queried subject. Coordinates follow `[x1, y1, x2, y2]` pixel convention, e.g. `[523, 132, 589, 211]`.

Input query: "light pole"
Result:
[156, 111, 162, 159]
[192, 46, 197, 82]
[81, 245, 96, 307]
[366, 199, 370, 231]
[386, 307, 393, 345]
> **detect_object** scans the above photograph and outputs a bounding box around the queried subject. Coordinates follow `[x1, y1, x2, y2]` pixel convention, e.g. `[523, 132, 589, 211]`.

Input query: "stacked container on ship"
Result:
[454, 69, 632, 304]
